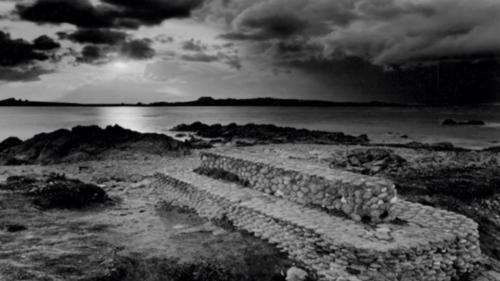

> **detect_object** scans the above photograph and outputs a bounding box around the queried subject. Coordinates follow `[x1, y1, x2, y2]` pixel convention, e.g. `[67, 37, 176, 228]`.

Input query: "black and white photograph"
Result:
[0, 0, 499, 280]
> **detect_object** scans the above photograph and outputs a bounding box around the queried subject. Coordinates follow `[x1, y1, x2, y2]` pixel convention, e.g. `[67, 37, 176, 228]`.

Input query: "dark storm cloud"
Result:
[59, 29, 128, 45]
[225, 57, 242, 70]
[155, 34, 174, 44]
[202, 0, 500, 104]
[180, 49, 242, 69]
[0, 66, 51, 82]
[0, 31, 58, 67]
[120, 39, 155, 59]
[16, 0, 204, 29]
[181, 52, 218, 62]
[284, 56, 500, 105]
[76, 38, 155, 64]
[77, 45, 108, 63]
[100, 0, 204, 26]
[220, 12, 307, 41]
[16, 0, 116, 28]
[0, 31, 58, 81]
[208, 0, 500, 66]
[33, 35, 61, 50]
[182, 39, 207, 52]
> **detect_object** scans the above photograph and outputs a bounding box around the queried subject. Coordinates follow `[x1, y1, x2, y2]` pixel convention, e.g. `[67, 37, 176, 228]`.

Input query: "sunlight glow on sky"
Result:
[0, 0, 498, 104]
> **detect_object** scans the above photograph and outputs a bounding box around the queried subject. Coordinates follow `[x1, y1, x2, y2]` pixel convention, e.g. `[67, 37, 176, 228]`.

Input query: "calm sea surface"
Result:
[0, 106, 499, 149]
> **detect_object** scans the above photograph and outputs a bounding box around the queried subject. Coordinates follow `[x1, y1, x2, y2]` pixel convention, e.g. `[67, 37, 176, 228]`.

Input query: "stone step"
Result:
[200, 151, 398, 223]
[151, 169, 481, 281]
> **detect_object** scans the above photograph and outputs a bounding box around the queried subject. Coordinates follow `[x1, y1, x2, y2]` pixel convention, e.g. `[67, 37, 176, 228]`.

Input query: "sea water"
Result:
[0, 106, 499, 149]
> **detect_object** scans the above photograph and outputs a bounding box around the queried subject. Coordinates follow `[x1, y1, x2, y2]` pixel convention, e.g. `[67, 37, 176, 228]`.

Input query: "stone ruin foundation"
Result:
[151, 147, 482, 281]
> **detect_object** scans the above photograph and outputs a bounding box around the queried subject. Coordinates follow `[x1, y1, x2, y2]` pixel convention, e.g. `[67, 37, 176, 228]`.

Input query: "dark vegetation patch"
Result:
[392, 167, 500, 259]
[0, 173, 110, 209]
[0, 125, 189, 165]
[0, 186, 299, 281]
[83, 254, 292, 281]
[370, 141, 468, 152]
[393, 167, 500, 201]
[329, 148, 499, 201]
[151, 203, 300, 281]
[194, 167, 250, 187]
[391, 167, 500, 260]
[173, 122, 369, 146]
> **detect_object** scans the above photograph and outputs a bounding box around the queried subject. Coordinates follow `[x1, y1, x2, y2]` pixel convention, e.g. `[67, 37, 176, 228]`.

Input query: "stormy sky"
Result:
[0, 0, 499, 104]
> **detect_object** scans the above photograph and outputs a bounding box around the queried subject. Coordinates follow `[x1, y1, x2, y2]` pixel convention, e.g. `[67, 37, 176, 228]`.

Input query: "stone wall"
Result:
[151, 169, 481, 281]
[199, 151, 398, 223]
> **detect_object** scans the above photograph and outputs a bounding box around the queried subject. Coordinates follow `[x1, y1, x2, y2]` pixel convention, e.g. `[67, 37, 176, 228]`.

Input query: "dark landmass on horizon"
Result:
[0, 96, 415, 107]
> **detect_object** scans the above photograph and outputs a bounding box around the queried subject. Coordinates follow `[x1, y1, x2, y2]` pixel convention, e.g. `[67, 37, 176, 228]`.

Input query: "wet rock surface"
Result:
[172, 122, 369, 146]
[0, 125, 188, 165]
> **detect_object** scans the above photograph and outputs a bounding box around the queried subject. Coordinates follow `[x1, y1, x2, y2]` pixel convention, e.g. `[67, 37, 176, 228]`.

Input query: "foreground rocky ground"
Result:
[0, 155, 298, 281]
[1, 125, 500, 280]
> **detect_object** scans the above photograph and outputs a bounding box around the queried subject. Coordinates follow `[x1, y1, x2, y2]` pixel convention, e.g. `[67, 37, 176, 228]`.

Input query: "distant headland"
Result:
[0, 96, 413, 107]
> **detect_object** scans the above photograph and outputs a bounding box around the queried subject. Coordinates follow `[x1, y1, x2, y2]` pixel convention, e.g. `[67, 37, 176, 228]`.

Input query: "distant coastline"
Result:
[0, 96, 415, 107]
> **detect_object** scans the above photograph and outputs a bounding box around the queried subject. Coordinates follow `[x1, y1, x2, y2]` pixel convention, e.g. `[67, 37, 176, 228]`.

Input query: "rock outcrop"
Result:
[172, 122, 369, 146]
[0, 125, 188, 165]
[0, 136, 22, 151]
[442, 119, 486, 126]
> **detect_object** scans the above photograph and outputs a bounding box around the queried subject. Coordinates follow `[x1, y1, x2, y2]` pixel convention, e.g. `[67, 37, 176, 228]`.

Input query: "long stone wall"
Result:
[199, 151, 398, 223]
[151, 168, 481, 281]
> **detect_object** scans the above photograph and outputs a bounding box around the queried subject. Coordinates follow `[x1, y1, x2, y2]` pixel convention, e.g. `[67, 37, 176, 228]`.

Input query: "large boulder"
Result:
[286, 267, 308, 281]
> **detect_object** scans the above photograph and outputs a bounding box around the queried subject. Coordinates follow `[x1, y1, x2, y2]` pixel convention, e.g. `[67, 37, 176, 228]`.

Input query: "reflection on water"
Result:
[0, 106, 499, 149]
[96, 107, 152, 133]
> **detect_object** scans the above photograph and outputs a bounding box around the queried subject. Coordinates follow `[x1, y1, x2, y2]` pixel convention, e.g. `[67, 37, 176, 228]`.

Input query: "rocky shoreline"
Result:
[1, 124, 500, 281]
[173, 121, 499, 152]
[172, 122, 369, 148]
[0, 125, 188, 165]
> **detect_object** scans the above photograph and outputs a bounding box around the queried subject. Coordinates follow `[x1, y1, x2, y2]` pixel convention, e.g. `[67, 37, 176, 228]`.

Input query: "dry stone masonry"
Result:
[199, 151, 398, 223]
[151, 147, 482, 281]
